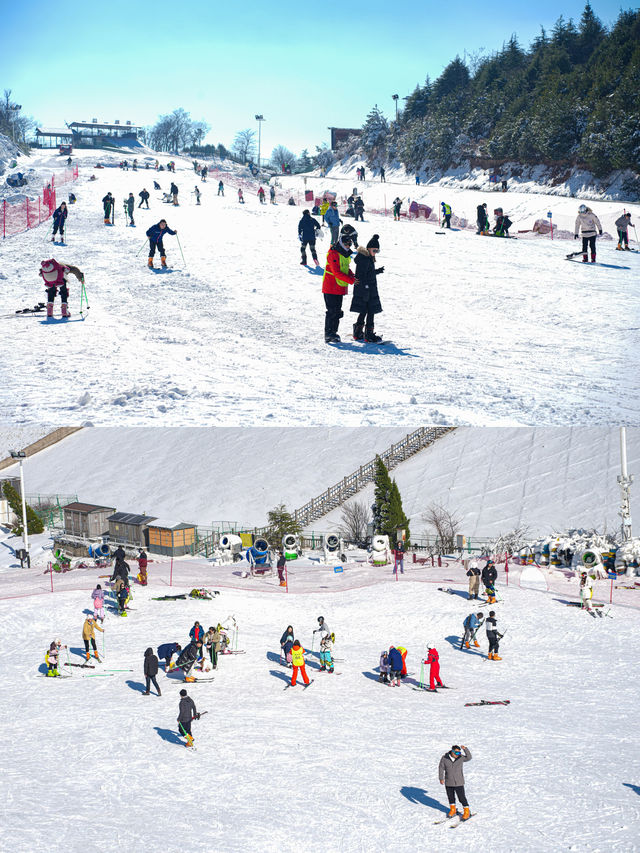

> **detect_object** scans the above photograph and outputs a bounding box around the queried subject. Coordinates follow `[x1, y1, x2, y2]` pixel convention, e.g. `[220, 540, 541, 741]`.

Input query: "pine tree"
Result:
[386, 480, 411, 547]
[265, 504, 302, 547]
[2, 481, 44, 535]
[372, 456, 393, 535]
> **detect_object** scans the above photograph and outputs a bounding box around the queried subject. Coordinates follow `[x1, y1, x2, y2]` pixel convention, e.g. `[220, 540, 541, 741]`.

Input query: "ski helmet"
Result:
[55, 638, 61, 645]
[318, 616, 324, 623]
[341, 224, 358, 244]
[578, 204, 588, 214]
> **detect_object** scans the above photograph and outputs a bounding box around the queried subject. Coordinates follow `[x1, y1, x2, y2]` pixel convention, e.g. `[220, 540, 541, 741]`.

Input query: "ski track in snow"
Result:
[1, 149, 638, 426]
[1, 580, 639, 853]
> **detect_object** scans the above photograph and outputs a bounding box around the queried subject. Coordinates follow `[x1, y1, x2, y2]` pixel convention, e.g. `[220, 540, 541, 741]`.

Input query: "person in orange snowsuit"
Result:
[290, 640, 310, 686]
[425, 644, 444, 690]
[396, 645, 408, 677]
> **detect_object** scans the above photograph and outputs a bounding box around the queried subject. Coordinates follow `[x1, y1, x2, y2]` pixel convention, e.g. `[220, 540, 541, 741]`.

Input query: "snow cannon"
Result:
[579, 549, 607, 579]
[371, 534, 391, 566]
[323, 532, 342, 564]
[282, 533, 300, 561]
[246, 538, 271, 570]
[220, 533, 242, 556]
[88, 543, 110, 559]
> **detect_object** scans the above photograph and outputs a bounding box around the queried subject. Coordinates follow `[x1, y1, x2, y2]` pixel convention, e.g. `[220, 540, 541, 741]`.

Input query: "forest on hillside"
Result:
[356, 5, 639, 182]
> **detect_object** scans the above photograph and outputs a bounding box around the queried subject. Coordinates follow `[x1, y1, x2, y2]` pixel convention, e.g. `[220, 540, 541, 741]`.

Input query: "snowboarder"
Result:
[380, 166, 385, 182]
[441, 201, 452, 228]
[125, 193, 135, 226]
[324, 200, 342, 244]
[298, 209, 321, 266]
[351, 233, 384, 343]
[238, 188, 244, 203]
[439, 744, 472, 821]
[353, 196, 365, 222]
[574, 204, 603, 263]
[313, 616, 331, 639]
[146, 219, 177, 269]
[176, 640, 202, 681]
[290, 640, 310, 686]
[579, 570, 594, 613]
[257, 186, 266, 203]
[461, 612, 484, 649]
[82, 615, 103, 661]
[177, 688, 198, 747]
[476, 202, 489, 234]
[102, 192, 114, 224]
[157, 641, 182, 671]
[218, 180, 224, 196]
[615, 212, 633, 250]
[425, 643, 445, 690]
[466, 561, 481, 599]
[276, 551, 287, 586]
[138, 188, 150, 208]
[39, 258, 84, 320]
[143, 647, 161, 695]
[392, 197, 402, 220]
[51, 202, 68, 242]
[388, 645, 404, 687]
[493, 208, 512, 237]
[269, 185, 276, 204]
[170, 182, 179, 206]
[92, 584, 105, 622]
[319, 633, 334, 672]
[137, 549, 148, 586]
[378, 650, 390, 683]
[321, 231, 356, 343]
[194, 186, 201, 205]
[481, 560, 498, 603]
[485, 610, 502, 660]
[280, 625, 294, 666]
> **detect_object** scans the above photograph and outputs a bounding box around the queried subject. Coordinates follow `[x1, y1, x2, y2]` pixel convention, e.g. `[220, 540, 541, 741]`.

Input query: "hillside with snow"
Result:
[1, 146, 638, 426]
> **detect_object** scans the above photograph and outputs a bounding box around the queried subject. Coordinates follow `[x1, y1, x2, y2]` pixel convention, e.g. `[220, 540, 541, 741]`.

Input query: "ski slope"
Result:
[1, 570, 638, 853]
[1, 148, 639, 426]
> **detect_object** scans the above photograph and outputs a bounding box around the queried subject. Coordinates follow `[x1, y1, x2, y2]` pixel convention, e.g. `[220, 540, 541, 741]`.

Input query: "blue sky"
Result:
[1, 0, 628, 158]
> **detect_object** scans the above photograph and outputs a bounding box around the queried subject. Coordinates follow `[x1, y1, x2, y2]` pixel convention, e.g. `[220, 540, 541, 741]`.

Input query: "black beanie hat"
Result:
[180, 689, 187, 696]
[367, 233, 380, 249]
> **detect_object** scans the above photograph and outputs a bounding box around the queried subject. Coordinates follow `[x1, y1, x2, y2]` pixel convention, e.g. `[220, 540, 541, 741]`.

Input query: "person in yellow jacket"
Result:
[290, 640, 310, 686]
[319, 197, 330, 223]
[82, 615, 104, 661]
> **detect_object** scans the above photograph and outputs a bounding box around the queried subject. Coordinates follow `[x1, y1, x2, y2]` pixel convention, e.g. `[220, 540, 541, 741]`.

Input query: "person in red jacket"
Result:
[321, 232, 355, 343]
[425, 643, 445, 691]
[137, 549, 148, 586]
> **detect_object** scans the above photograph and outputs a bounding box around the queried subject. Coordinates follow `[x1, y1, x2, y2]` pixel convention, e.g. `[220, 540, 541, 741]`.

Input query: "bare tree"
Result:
[423, 503, 462, 553]
[339, 500, 371, 545]
[489, 525, 531, 559]
[233, 128, 256, 163]
[0, 89, 35, 150]
[271, 144, 296, 172]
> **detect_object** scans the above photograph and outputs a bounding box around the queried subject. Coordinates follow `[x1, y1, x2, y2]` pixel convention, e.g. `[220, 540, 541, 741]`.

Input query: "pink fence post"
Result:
[26, 196, 29, 229]
[169, 557, 173, 587]
[505, 554, 509, 585]
[38, 196, 41, 223]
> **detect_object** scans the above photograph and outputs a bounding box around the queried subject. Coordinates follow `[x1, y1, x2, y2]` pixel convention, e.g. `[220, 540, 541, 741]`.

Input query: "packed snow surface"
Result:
[1, 148, 639, 426]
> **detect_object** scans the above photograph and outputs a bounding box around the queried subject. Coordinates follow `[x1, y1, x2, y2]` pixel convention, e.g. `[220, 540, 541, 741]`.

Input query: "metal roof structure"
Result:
[107, 512, 156, 526]
[63, 501, 116, 513]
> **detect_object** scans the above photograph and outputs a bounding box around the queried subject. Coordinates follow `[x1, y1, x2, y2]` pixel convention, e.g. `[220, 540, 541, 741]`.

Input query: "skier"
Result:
[465, 561, 481, 599]
[201, 165, 208, 182]
[290, 640, 310, 686]
[269, 185, 276, 204]
[579, 570, 594, 613]
[425, 643, 445, 690]
[493, 208, 512, 237]
[321, 230, 356, 343]
[117, 581, 130, 616]
[82, 615, 103, 661]
[138, 188, 150, 208]
[194, 186, 201, 205]
[146, 219, 177, 269]
[615, 212, 633, 250]
[441, 201, 452, 228]
[392, 197, 402, 221]
[574, 204, 603, 263]
[170, 182, 179, 206]
[351, 233, 384, 343]
[39, 258, 84, 320]
[153, 180, 161, 190]
[238, 188, 244, 204]
[461, 612, 484, 650]
[476, 202, 489, 234]
[45, 640, 64, 676]
[324, 200, 342, 244]
[257, 186, 266, 203]
[393, 538, 405, 574]
[380, 166, 385, 182]
[126, 193, 135, 226]
[353, 196, 365, 222]
[143, 647, 161, 696]
[276, 550, 287, 586]
[176, 639, 202, 681]
[280, 625, 294, 666]
[485, 610, 502, 660]
[319, 633, 334, 672]
[218, 180, 224, 196]
[439, 744, 472, 821]
[137, 549, 148, 586]
[190, 621, 205, 643]
[481, 560, 497, 603]
[92, 584, 105, 622]
[157, 641, 182, 671]
[388, 645, 404, 687]
[313, 616, 331, 639]
[102, 192, 114, 224]
[378, 650, 390, 683]
[177, 688, 198, 747]
[51, 202, 68, 242]
[298, 209, 321, 266]
[202, 626, 217, 670]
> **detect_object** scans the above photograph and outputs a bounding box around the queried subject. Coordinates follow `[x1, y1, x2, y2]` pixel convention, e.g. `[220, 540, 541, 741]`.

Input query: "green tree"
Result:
[386, 480, 411, 547]
[372, 456, 393, 535]
[2, 481, 44, 535]
[265, 504, 302, 547]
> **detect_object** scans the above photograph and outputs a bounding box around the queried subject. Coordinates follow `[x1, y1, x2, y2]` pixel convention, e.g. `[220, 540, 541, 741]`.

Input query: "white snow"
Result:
[1, 147, 639, 425]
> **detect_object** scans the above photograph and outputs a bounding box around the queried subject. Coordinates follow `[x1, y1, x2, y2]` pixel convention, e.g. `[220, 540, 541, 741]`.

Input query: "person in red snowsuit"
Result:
[426, 644, 444, 690]
[39, 258, 84, 319]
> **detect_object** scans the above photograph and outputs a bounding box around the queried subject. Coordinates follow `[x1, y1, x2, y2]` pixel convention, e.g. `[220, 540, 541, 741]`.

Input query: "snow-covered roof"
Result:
[35, 127, 72, 137]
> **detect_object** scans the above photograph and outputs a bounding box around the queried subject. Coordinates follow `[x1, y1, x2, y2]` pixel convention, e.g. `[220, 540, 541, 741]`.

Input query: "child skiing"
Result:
[313, 616, 331, 640]
[82, 615, 103, 661]
[388, 645, 404, 687]
[476, 202, 489, 234]
[481, 560, 498, 603]
[280, 625, 294, 666]
[39, 258, 84, 320]
[319, 633, 334, 672]
[461, 612, 484, 649]
[378, 650, 390, 683]
[257, 186, 266, 203]
[218, 180, 224, 196]
[485, 610, 502, 660]
[615, 212, 633, 250]
[574, 204, 603, 263]
[579, 570, 594, 613]
[493, 208, 512, 237]
[177, 688, 198, 747]
[392, 197, 402, 220]
[143, 647, 161, 696]
[51, 202, 68, 242]
[45, 639, 65, 676]
[438, 744, 473, 821]
[425, 643, 445, 690]
[351, 234, 384, 343]
[92, 584, 105, 622]
[290, 640, 310, 686]
[146, 219, 177, 269]
[117, 582, 129, 616]
[138, 188, 150, 208]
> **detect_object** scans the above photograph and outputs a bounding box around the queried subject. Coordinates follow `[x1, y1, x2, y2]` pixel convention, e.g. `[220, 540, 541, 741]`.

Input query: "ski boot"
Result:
[492, 654, 502, 660]
[624, 245, 631, 251]
[464, 642, 470, 649]
[462, 807, 471, 821]
[161, 256, 168, 268]
[364, 330, 382, 343]
[325, 333, 340, 343]
[148, 258, 154, 268]
[319, 665, 326, 671]
[473, 640, 480, 647]
[142, 691, 150, 695]
[185, 734, 194, 748]
[353, 322, 364, 341]
[93, 651, 100, 660]
[328, 667, 334, 673]
[582, 254, 588, 263]
[185, 676, 195, 683]
[487, 653, 494, 660]
[448, 805, 457, 818]
[61, 303, 69, 319]
[85, 652, 90, 661]
[616, 244, 623, 251]
[46, 303, 54, 319]
[590, 254, 596, 263]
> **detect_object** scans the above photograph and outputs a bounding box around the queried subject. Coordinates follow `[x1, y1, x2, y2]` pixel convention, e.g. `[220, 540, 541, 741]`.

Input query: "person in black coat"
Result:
[280, 625, 294, 666]
[143, 647, 161, 695]
[178, 689, 198, 744]
[176, 640, 202, 680]
[157, 641, 182, 670]
[138, 188, 150, 208]
[481, 560, 497, 589]
[350, 234, 384, 343]
[298, 209, 321, 266]
[354, 196, 365, 222]
[170, 182, 179, 206]
[113, 545, 126, 563]
[146, 219, 177, 268]
[51, 202, 68, 241]
[476, 202, 488, 234]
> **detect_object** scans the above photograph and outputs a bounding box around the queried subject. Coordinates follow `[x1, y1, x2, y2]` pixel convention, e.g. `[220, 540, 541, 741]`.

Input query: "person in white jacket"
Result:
[574, 204, 603, 264]
[579, 571, 594, 612]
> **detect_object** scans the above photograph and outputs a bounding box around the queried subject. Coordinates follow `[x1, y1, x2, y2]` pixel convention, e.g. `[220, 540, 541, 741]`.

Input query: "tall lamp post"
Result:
[255, 114, 265, 170]
[618, 426, 634, 543]
[392, 94, 399, 121]
[9, 450, 29, 561]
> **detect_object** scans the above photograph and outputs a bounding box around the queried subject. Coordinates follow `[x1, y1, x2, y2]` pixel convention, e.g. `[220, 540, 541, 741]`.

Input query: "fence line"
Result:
[2, 166, 78, 239]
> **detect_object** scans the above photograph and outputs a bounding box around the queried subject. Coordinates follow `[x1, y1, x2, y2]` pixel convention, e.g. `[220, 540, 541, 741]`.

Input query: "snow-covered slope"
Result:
[1, 147, 638, 426]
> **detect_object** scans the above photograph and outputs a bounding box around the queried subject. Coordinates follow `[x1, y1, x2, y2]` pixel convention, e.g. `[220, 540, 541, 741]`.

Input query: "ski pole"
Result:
[102, 629, 105, 659]
[135, 239, 148, 257]
[176, 234, 187, 268]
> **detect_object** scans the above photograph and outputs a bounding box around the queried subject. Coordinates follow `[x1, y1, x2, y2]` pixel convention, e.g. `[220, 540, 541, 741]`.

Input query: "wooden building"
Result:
[63, 501, 116, 538]
[147, 520, 196, 557]
[107, 512, 156, 548]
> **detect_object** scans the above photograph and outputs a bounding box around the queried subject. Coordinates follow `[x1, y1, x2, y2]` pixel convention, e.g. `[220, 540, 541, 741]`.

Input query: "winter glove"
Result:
[574, 234, 578, 239]
[598, 230, 603, 236]
[195, 712, 201, 720]
[375, 267, 384, 274]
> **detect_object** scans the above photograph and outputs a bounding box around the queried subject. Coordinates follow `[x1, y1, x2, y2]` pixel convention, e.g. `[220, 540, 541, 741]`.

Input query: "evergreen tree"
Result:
[2, 481, 44, 535]
[297, 149, 313, 172]
[265, 504, 302, 547]
[372, 456, 393, 535]
[386, 480, 411, 547]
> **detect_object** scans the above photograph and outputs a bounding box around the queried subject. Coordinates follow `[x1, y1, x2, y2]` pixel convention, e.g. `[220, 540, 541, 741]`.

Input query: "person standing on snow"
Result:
[319, 634, 334, 672]
[82, 615, 103, 661]
[202, 626, 218, 670]
[102, 192, 114, 224]
[392, 197, 402, 220]
[388, 645, 404, 687]
[269, 185, 276, 204]
[353, 196, 365, 222]
[92, 584, 105, 622]
[276, 551, 287, 586]
[351, 234, 384, 343]
[290, 640, 310, 686]
[439, 744, 472, 821]
[481, 560, 498, 603]
[321, 231, 356, 343]
[393, 537, 405, 574]
[218, 180, 224, 196]
[298, 209, 321, 266]
[257, 186, 266, 203]
[579, 570, 594, 613]
[143, 647, 161, 696]
[324, 200, 342, 244]
[201, 165, 208, 182]
[138, 188, 150, 208]
[313, 616, 331, 640]
[177, 688, 198, 747]
[466, 561, 481, 600]
[460, 612, 484, 650]
[51, 202, 68, 242]
[380, 166, 385, 182]
[615, 212, 633, 250]
[378, 650, 390, 684]
[476, 202, 489, 234]
[493, 208, 512, 237]
[194, 186, 201, 205]
[39, 258, 84, 320]
[137, 549, 148, 586]
[238, 188, 244, 203]
[126, 193, 135, 226]
[485, 610, 502, 660]
[146, 219, 177, 269]
[280, 625, 294, 666]
[45, 639, 66, 677]
[574, 204, 602, 263]
[170, 182, 179, 206]
[441, 201, 452, 228]
[424, 643, 445, 690]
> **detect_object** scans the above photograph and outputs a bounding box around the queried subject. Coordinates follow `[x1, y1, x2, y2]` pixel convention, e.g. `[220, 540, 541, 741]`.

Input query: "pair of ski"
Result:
[284, 679, 315, 690]
[434, 812, 477, 827]
[464, 699, 510, 706]
[412, 685, 452, 693]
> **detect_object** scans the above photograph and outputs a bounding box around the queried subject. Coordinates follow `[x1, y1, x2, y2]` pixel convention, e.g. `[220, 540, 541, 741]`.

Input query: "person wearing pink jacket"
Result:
[92, 584, 105, 622]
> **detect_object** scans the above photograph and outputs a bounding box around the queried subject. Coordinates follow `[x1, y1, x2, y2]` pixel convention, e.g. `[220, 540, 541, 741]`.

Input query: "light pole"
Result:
[392, 94, 399, 121]
[9, 450, 29, 558]
[255, 114, 265, 169]
[618, 426, 634, 544]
